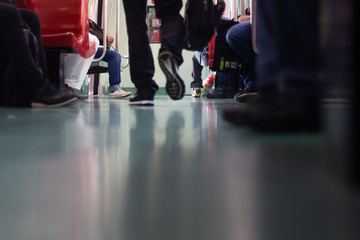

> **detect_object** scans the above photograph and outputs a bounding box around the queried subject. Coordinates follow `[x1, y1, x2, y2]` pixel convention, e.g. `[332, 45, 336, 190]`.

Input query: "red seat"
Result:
[17, 0, 96, 58]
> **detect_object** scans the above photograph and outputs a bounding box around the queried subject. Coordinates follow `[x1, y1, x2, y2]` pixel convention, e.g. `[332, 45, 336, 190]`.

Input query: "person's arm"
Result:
[89, 19, 104, 44]
[238, 15, 250, 22]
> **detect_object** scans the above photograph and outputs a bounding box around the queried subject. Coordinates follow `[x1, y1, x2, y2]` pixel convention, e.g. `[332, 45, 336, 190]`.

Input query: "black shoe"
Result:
[31, 84, 79, 108]
[206, 87, 237, 98]
[158, 51, 185, 100]
[223, 93, 320, 132]
[234, 87, 259, 103]
[129, 90, 155, 106]
[64, 84, 88, 100]
[190, 80, 203, 89]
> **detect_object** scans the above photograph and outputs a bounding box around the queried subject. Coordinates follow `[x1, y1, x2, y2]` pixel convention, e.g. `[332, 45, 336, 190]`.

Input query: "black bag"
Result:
[0, 24, 38, 107]
[183, 0, 225, 51]
[211, 19, 243, 73]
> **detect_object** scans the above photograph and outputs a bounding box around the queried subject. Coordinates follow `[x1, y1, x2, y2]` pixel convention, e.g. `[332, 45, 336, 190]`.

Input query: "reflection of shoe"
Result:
[234, 87, 258, 103]
[129, 90, 154, 106]
[110, 89, 132, 98]
[223, 93, 320, 132]
[192, 88, 201, 98]
[206, 87, 237, 98]
[64, 84, 88, 100]
[158, 51, 185, 100]
[31, 85, 79, 108]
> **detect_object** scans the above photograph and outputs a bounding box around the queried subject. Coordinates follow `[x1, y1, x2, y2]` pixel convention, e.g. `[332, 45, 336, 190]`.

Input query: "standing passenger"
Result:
[122, 0, 186, 106]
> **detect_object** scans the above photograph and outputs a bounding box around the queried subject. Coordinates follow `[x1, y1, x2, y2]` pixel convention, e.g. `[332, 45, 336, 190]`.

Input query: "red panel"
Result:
[18, 0, 95, 58]
[208, 34, 216, 68]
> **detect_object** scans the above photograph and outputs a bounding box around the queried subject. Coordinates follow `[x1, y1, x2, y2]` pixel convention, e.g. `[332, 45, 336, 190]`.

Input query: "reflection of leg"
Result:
[124, 108, 155, 240]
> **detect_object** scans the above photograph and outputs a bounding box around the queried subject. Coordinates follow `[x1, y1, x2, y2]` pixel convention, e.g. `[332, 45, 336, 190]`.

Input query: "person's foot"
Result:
[31, 84, 79, 108]
[64, 84, 88, 100]
[110, 89, 132, 98]
[129, 90, 155, 106]
[222, 93, 320, 132]
[158, 51, 185, 100]
[234, 87, 259, 102]
[206, 87, 237, 98]
[192, 88, 201, 98]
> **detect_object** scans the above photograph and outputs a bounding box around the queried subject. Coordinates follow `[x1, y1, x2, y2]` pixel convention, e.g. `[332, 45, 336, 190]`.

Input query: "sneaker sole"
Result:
[129, 100, 154, 106]
[158, 52, 185, 100]
[31, 97, 79, 108]
[235, 92, 259, 103]
[110, 92, 132, 98]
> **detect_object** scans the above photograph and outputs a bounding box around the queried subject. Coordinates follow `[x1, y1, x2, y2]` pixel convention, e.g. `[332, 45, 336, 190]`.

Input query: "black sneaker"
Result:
[129, 90, 154, 106]
[158, 51, 185, 100]
[234, 87, 259, 103]
[223, 93, 320, 132]
[206, 87, 237, 98]
[64, 84, 88, 100]
[31, 84, 79, 108]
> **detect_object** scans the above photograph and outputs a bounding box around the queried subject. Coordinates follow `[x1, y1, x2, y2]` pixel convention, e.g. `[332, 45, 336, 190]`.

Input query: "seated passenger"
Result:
[88, 19, 131, 98]
[63, 33, 99, 99]
[0, 2, 78, 107]
[226, 8, 258, 102]
[190, 46, 209, 97]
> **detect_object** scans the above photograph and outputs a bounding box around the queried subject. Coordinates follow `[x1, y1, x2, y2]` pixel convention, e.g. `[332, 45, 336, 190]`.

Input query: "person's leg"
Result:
[226, 21, 256, 91]
[95, 49, 121, 92]
[0, 4, 78, 107]
[190, 52, 204, 88]
[257, 0, 319, 98]
[154, 0, 184, 64]
[94, 49, 131, 98]
[122, 0, 158, 96]
[223, 0, 321, 132]
[19, 8, 49, 81]
[155, 0, 186, 100]
[206, 72, 238, 98]
[0, 4, 44, 92]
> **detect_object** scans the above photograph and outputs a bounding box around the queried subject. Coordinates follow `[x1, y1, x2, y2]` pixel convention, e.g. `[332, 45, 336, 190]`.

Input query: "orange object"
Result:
[17, 0, 95, 58]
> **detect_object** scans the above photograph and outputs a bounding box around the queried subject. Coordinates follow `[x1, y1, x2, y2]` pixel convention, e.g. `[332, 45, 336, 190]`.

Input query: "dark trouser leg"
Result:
[154, 0, 185, 65]
[0, 4, 45, 91]
[257, 0, 319, 99]
[190, 53, 203, 88]
[122, 0, 158, 93]
[226, 21, 256, 90]
[19, 8, 49, 81]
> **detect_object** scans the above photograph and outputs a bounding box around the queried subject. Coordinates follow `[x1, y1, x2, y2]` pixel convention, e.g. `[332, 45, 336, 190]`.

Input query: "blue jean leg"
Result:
[226, 21, 256, 90]
[216, 72, 238, 91]
[95, 49, 121, 92]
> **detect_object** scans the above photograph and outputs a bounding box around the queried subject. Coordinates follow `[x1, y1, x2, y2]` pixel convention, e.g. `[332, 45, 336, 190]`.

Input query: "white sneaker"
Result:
[109, 89, 132, 98]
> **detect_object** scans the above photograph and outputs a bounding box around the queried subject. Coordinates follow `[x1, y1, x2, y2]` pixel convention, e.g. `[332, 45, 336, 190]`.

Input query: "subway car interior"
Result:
[0, 0, 359, 239]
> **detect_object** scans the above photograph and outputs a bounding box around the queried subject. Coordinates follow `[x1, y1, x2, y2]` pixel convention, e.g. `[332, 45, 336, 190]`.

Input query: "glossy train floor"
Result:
[0, 96, 359, 240]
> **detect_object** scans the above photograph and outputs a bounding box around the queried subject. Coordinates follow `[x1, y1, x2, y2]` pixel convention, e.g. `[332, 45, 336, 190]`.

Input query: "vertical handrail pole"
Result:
[93, 0, 108, 61]
[250, 0, 260, 53]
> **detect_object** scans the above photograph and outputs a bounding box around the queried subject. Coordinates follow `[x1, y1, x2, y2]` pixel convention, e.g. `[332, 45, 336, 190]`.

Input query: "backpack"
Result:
[0, 24, 38, 107]
[211, 19, 243, 73]
[183, 0, 225, 51]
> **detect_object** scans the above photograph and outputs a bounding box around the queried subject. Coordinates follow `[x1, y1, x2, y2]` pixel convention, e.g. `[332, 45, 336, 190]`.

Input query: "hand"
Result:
[107, 36, 114, 44]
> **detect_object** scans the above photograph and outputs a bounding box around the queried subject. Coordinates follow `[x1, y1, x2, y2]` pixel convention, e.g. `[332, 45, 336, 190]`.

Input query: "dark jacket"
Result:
[89, 19, 110, 49]
[0, 0, 17, 6]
